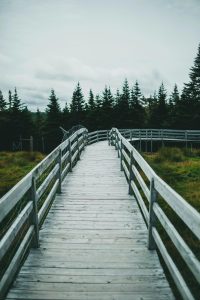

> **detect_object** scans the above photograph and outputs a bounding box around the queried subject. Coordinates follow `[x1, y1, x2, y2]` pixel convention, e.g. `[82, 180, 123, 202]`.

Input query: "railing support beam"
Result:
[148, 178, 157, 250]
[31, 176, 39, 248]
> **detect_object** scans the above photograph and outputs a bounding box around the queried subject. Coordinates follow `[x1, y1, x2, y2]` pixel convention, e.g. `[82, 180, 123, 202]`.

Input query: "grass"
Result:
[143, 147, 200, 299]
[143, 147, 200, 212]
[0, 151, 45, 198]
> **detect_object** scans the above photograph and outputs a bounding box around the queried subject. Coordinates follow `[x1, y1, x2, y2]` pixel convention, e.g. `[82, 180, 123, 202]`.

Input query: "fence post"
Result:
[148, 178, 157, 250]
[115, 130, 118, 150]
[185, 130, 188, 149]
[77, 134, 80, 161]
[68, 139, 72, 172]
[120, 139, 124, 171]
[31, 176, 39, 248]
[30, 136, 33, 152]
[57, 148, 62, 194]
[97, 131, 99, 142]
[107, 131, 110, 146]
[128, 151, 134, 195]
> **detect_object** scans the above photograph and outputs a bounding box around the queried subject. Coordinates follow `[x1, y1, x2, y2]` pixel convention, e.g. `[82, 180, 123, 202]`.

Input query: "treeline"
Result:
[0, 44, 200, 152]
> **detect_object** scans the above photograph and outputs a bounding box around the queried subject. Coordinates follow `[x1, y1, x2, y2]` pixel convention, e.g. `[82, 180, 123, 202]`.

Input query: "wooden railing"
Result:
[120, 128, 200, 142]
[0, 127, 88, 299]
[109, 128, 200, 300]
[87, 130, 109, 144]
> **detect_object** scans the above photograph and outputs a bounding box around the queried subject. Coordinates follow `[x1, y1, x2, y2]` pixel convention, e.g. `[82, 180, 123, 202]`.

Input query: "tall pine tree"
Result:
[45, 89, 62, 151]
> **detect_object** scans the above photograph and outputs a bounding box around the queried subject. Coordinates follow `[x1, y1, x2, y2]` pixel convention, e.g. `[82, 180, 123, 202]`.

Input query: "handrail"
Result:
[0, 127, 88, 299]
[120, 128, 200, 142]
[109, 128, 200, 300]
[87, 130, 109, 144]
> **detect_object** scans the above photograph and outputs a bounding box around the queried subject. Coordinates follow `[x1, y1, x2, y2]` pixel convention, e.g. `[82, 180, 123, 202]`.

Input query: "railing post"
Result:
[107, 131, 110, 146]
[148, 178, 157, 250]
[57, 148, 62, 194]
[68, 139, 72, 172]
[77, 134, 80, 161]
[97, 131, 99, 142]
[139, 130, 142, 152]
[185, 130, 188, 149]
[111, 129, 114, 146]
[128, 151, 134, 195]
[120, 139, 124, 171]
[115, 131, 118, 150]
[31, 176, 39, 248]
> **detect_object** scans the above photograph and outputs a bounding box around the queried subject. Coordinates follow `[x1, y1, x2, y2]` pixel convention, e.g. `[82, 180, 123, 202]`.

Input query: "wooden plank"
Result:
[37, 163, 59, 199]
[152, 228, 195, 300]
[0, 201, 33, 260]
[153, 202, 200, 283]
[154, 176, 200, 239]
[131, 181, 149, 224]
[132, 165, 150, 201]
[6, 290, 173, 300]
[38, 179, 59, 224]
[0, 172, 32, 223]
[0, 226, 34, 299]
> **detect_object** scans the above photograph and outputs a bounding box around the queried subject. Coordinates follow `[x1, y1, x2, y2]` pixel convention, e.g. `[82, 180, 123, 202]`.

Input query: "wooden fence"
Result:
[0, 128, 88, 299]
[109, 128, 200, 300]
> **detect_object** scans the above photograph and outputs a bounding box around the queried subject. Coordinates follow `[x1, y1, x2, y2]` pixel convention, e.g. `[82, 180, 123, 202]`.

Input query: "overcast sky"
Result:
[0, 0, 200, 111]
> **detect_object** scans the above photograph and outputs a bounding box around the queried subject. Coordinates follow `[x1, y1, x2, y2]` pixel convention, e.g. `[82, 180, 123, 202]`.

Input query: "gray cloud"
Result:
[0, 0, 199, 111]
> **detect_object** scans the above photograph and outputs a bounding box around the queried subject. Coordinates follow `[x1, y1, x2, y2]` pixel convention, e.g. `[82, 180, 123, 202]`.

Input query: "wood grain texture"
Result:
[6, 141, 174, 300]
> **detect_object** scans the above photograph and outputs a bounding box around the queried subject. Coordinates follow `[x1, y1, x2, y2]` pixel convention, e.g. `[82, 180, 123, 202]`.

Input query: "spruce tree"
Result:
[8, 90, 12, 111]
[12, 87, 22, 113]
[0, 90, 7, 111]
[170, 84, 180, 105]
[45, 89, 62, 151]
[183, 43, 200, 102]
[88, 89, 95, 111]
[70, 82, 85, 113]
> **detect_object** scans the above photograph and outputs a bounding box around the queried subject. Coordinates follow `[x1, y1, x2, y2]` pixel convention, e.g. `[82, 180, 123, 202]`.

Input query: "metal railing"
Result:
[109, 128, 200, 300]
[0, 127, 88, 299]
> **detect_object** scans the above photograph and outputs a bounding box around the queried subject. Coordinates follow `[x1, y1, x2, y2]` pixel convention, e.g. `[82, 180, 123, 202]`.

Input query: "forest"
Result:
[0, 44, 200, 153]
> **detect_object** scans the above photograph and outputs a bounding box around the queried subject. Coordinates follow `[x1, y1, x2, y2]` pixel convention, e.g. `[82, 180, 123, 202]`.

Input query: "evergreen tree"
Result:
[88, 89, 96, 111]
[45, 89, 62, 151]
[8, 90, 12, 111]
[130, 81, 142, 107]
[0, 90, 7, 111]
[12, 87, 22, 113]
[170, 84, 180, 105]
[70, 82, 85, 113]
[129, 81, 145, 128]
[148, 83, 168, 128]
[183, 43, 200, 102]
[121, 78, 130, 109]
[63, 102, 70, 126]
[116, 79, 130, 127]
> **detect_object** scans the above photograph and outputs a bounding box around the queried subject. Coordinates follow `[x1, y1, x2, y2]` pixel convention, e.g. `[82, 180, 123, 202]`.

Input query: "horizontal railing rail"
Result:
[87, 130, 109, 144]
[0, 127, 88, 299]
[119, 128, 200, 142]
[109, 128, 200, 300]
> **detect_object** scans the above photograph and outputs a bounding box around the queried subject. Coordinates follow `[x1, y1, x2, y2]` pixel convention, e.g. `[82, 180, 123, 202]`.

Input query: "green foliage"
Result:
[154, 147, 185, 163]
[144, 148, 200, 212]
[0, 151, 44, 197]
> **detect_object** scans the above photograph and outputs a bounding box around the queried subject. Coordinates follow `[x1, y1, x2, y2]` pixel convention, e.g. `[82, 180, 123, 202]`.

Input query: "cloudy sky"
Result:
[0, 0, 200, 111]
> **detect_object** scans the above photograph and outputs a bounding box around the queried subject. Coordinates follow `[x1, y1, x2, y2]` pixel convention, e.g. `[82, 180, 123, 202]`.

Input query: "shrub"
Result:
[155, 147, 185, 163]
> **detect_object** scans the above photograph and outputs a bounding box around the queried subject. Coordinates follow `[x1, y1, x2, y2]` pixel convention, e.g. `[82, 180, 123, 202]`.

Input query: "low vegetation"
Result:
[143, 147, 200, 299]
[0, 151, 45, 198]
[143, 147, 200, 212]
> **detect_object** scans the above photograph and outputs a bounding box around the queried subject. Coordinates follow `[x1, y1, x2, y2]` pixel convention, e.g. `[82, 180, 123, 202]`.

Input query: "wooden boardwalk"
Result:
[6, 141, 174, 300]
